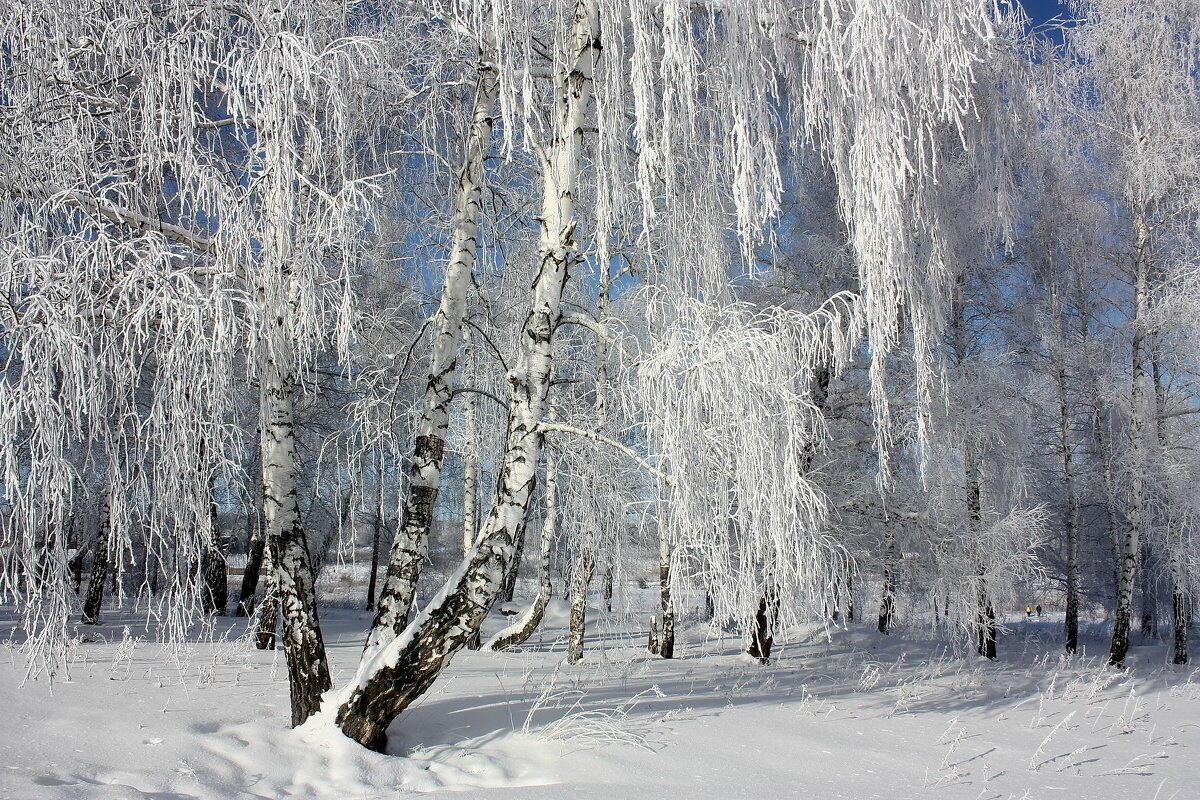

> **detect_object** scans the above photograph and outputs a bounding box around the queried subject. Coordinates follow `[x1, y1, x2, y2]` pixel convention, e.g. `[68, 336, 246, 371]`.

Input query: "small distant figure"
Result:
[1026, 605, 1033, 618]
[1036, 605, 1043, 618]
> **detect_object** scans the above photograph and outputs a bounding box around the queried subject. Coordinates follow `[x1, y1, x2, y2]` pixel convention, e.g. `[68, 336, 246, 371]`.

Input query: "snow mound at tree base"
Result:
[199, 714, 558, 796]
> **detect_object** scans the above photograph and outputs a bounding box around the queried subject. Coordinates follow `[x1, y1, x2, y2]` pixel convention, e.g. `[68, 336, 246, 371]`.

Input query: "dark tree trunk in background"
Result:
[237, 525, 266, 618]
[878, 527, 896, 634]
[747, 586, 779, 663]
[81, 490, 113, 625]
[201, 478, 228, 616]
[255, 509, 278, 650]
[367, 502, 382, 611]
[500, 522, 526, 603]
[1173, 582, 1189, 665]
[236, 426, 266, 617]
[1139, 537, 1157, 639]
[68, 548, 86, 594]
[1110, 209, 1151, 667]
[567, 546, 595, 664]
[657, 549, 674, 659]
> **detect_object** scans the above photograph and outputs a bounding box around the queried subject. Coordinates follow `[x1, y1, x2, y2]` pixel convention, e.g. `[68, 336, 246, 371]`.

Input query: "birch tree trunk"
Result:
[366, 59, 499, 652]
[500, 525, 526, 603]
[335, 2, 598, 751]
[463, 338, 479, 556]
[81, 487, 113, 626]
[566, 547, 595, 664]
[488, 444, 557, 651]
[1073, 272, 1124, 602]
[255, 537, 278, 650]
[746, 584, 779, 663]
[878, 525, 896, 634]
[367, 448, 384, 611]
[462, 347, 482, 649]
[237, 429, 267, 617]
[571, 264, 612, 661]
[970, 470, 996, 660]
[201, 471, 228, 616]
[656, 527, 675, 659]
[261, 364, 332, 725]
[1171, 551, 1188, 665]
[1110, 208, 1151, 667]
[1053, 289, 1080, 654]
[1151, 356, 1186, 664]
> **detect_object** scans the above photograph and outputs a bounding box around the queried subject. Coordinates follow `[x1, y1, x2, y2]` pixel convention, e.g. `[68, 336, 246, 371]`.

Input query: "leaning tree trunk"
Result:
[365, 58, 499, 653]
[1111, 208, 1151, 668]
[462, 355, 483, 650]
[237, 523, 266, 618]
[487, 444, 557, 651]
[500, 524, 527, 603]
[335, 5, 598, 752]
[81, 488, 113, 625]
[261, 364, 331, 725]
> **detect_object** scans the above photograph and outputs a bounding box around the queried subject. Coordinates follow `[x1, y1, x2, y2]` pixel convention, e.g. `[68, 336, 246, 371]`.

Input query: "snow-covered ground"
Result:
[2, 604, 1197, 799]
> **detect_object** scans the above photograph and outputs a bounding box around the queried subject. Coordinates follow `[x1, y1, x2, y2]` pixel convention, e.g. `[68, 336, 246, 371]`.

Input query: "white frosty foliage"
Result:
[625, 287, 862, 632]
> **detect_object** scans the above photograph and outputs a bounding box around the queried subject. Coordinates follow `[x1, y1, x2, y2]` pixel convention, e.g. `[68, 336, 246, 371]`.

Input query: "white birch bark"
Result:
[463, 336, 479, 555]
[1110, 207, 1151, 666]
[1151, 356, 1187, 664]
[260, 360, 332, 725]
[365, 56, 500, 653]
[336, 1, 598, 751]
[569, 269, 611, 662]
[487, 441, 557, 651]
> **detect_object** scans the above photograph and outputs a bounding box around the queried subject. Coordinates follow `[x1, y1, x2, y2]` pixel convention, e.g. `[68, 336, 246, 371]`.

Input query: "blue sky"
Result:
[1020, 0, 1070, 26]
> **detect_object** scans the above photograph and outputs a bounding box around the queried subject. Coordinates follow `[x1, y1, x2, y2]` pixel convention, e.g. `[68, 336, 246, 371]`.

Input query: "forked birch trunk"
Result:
[366, 57, 499, 652]
[335, 3, 599, 751]
[487, 443, 557, 651]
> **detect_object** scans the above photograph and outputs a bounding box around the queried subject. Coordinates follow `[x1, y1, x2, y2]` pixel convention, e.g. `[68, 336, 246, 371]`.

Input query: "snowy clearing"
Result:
[4, 606, 1197, 800]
